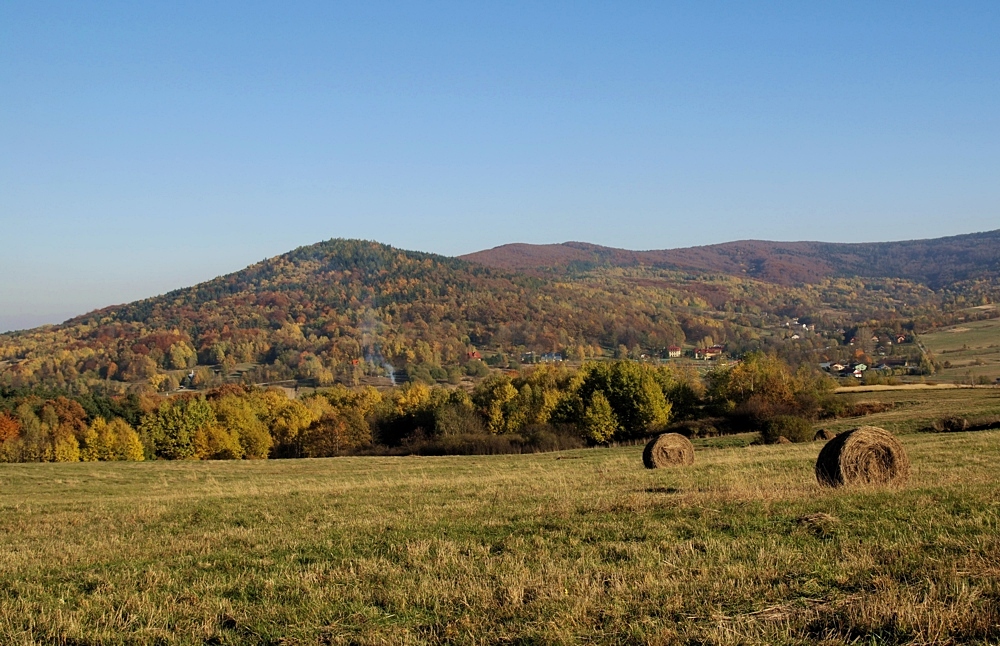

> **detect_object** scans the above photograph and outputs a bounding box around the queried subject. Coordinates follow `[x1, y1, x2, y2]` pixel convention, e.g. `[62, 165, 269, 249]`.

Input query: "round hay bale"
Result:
[814, 429, 836, 442]
[776, 436, 792, 444]
[815, 426, 910, 488]
[643, 433, 695, 469]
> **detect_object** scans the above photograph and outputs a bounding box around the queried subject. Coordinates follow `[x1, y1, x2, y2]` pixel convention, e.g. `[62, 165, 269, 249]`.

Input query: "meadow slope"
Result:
[1, 428, 998, 645]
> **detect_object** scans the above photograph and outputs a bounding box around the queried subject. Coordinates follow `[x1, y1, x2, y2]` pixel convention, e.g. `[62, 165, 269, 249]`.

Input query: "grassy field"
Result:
[2, 422, 999, 644]
[920, 313, 1000, 384]
[823, 386, 1000, 435]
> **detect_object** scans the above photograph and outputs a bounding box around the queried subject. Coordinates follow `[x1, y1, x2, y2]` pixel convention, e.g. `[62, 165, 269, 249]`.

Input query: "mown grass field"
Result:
[2, 399, 1000, 644]
[824, 386, 1000, 435]
[920, 313, 1000, 384]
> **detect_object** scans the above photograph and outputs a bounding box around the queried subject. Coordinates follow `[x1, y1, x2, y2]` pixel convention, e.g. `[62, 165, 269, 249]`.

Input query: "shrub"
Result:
[930, 415, 1000, 433]
[398, 424, 584, 456]
[464, 360, 490, 377]
[842, 401, 896, 417]
[760, 415, 814, 444]
[664, 417, 728, 438]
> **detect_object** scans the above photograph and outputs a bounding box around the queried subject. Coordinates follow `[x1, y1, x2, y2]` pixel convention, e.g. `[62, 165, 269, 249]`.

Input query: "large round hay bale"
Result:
[815, 426, 910, 488]
[643, 433, 695, 469]
[814, 429, 836, 442]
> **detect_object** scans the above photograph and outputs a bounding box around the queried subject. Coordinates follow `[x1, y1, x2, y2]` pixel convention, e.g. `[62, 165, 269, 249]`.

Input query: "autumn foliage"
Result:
[3, 238, 995, 396]
[0, 353, 848, 462]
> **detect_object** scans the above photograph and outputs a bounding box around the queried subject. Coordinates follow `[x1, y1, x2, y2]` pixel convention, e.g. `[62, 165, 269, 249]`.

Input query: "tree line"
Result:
[0, 354, 843, 462]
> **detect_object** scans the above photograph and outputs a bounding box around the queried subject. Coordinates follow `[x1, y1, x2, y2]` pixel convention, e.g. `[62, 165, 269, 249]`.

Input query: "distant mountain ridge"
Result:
[460, 229, 1000, 288]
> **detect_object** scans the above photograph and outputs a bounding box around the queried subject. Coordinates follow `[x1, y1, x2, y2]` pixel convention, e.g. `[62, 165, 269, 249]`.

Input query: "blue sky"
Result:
[2, 2, 999, 331]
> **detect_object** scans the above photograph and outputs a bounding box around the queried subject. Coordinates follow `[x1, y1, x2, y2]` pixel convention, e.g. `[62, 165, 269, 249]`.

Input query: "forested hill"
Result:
[460, 229, 1000, 288]
[2, 235, 998, 393]
[0, 239, 696, 390]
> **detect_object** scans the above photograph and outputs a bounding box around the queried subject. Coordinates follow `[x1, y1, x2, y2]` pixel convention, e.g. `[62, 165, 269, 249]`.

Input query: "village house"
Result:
[667, 345, 682, 358]
[695, 347, 723, 360]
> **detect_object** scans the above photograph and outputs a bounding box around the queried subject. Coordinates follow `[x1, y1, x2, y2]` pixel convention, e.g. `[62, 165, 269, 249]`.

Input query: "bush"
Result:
[521, 424, 586, 452]
[405, 432, 525, 456]
[664, 417, 729, 438]
[760, 415, 814, 444]
[408, 364, 435, 384]
[397, 424, 584, 456]
[841, 401, 896, 417]
[930, 415, 1000, 433]
[464, 360, 490, 377]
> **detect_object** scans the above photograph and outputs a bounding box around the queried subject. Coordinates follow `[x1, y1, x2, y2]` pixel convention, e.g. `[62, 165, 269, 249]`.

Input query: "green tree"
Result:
[211, 394, 273, 459]
[193, 423, 243, 459]
[472, 373, 519, 434]
[706, 352, 795, 415]
[139, 397, 214, 460]
[15, 403, 50, 462]
[582, 391, 618, 444]
[168, 342, 197, 370]
[576, 361, 671, 440]
[654, 365, 705, 421]
[300, 408, 371, 457]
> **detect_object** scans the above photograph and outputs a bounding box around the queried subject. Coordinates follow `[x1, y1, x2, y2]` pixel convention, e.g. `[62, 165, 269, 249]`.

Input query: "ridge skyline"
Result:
[3, 227, 999, 335]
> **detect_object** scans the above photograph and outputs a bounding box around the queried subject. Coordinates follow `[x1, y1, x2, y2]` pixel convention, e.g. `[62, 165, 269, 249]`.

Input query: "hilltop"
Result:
[1, 232, 998, 393]
[461, 229, 1000, 288]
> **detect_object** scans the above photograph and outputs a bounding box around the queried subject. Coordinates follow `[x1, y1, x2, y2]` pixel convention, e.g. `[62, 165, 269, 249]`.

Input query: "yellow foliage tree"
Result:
[53, 431, 80, 462]
[84, 417, 144, 461]
[211, 394, 273, 459]
[268, 398, 319, 457]
[193, 424, 243, 460]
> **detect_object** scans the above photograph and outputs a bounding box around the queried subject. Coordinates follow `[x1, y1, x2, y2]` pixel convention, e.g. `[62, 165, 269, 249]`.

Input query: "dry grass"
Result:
[0, 429, 998, 645]
[920, 315, 1000, 383]
[825, 386, 1000, 435]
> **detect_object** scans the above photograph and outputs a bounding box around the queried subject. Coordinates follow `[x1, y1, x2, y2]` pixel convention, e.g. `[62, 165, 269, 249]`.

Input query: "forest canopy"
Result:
[2, 237, 996, 395]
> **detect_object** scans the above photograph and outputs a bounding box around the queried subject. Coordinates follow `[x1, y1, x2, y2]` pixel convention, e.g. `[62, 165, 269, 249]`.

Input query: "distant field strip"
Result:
[834, 383, 967, 393]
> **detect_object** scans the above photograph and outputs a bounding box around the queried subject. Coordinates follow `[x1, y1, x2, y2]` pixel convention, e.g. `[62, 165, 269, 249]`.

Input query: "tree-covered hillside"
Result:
[462, 229, 1000, 288]
[2, 236, 998, 394]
